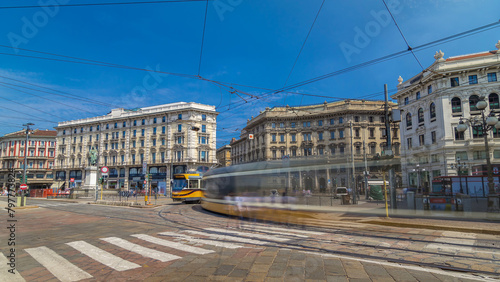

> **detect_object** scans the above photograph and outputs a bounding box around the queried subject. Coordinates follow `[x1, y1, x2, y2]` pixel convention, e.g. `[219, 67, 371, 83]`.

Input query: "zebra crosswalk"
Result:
[10, 226, 323, 282]
[36, 202, 82, 208]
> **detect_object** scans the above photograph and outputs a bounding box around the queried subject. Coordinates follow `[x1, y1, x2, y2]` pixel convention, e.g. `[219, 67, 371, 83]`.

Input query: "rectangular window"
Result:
[339, 117, 343, 124]
[280, 122, 284, 128]
[141, 129, 145, 136]
[431, 131, 436, 143]
[271, 134, 276, 142]
[339, 129, 344, 138]
[291, 134, 296, 142]
[404, 97, 409, 105]
[162, 126, 166, 134]
[271, 123, 276, 128]
[369, 128, 375, 138]
[132, 141, 136, 148]
[177, 136, 183, 144]
[114, 122, 117, 129]
[178, 124, 182, 132]
[318, 120, 323, 126]
[428, 85, 432, 94]
[142, 119, 145, 125]
[133, 130, 136, 137]
[419, 134, 425, 146]
[469, 75, 478, 85]
[162, 116, 166, 123]
[122, 131, 126, 138]
[416, 91, 421, 100]
[153, 117, 157, 124]
[153, 127, 157, 135]
[122, 142, 125, 149]
[473, 126, 484, 138]
[202, 125, 206, 133]
[318, 132, 323, 140]
[330, 118, 335, 125]
[141, 140, 144, 147]
[202, 114, 207, 121]
[280, 134, 285, 142]
[123, 121, 126, 127]
[450, 77, 459, 87]
[133, 120, 137, 126]
[178, 114, 182, 120]
[291, 122, 296, 128]
[407, 137, 412, 149]
[488, 72, 497, 82]
[162, 138, 165, 145]
[354, 116, 359, 122]
[330, 131, 335, 139]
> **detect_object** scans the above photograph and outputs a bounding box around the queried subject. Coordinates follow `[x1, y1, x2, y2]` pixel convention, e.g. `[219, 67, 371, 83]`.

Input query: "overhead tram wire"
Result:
[0, 95, 67, 120]
[282, 0, 326, 106]
[197, 0, 209, 76]
[0, 0, 213, 10]
[0, 82, 101, 116]
[381, 0, 424, 70]
[0, 20, 497, 115]
[0, 105, 58, 124]
[0, 75, 118, 108]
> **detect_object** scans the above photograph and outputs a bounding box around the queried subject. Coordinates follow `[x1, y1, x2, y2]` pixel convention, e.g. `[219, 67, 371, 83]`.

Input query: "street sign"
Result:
[144, 180, 147, 184]
[70, 178, 75, 183]
[101, 166, 109, 173]
[142, 161, 147, 175]
[248, 134, 254, 139]
[20, 184, 28, 190]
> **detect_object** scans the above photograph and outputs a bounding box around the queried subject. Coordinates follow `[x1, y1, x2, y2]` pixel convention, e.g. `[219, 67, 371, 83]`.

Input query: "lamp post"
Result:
[456, 97, 500, 212]
[450, 157, 467, 194]
[22, 123, 34, 206]
[412, 164, 425, 194]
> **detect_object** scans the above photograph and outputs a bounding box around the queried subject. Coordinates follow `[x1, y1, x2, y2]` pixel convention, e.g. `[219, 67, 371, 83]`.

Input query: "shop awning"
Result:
[50, 181, 65, 189]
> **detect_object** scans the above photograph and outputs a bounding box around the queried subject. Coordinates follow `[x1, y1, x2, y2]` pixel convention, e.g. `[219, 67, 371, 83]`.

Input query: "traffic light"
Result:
[8, 172, 15, 183]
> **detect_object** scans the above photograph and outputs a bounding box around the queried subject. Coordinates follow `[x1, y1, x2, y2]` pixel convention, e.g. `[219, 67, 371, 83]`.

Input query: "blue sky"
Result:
[0, 0, 499, 146]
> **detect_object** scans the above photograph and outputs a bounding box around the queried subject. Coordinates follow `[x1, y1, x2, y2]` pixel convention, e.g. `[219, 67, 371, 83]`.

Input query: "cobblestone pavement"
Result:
[1, 197, 499, 281]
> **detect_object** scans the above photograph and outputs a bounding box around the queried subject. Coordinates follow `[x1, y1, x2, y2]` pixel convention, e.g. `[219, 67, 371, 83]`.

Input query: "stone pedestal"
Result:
[81, 166, 98, 190]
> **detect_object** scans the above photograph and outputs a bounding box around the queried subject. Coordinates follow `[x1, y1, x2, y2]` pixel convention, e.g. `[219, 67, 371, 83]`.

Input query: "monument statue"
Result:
[89, 147, 98, 166]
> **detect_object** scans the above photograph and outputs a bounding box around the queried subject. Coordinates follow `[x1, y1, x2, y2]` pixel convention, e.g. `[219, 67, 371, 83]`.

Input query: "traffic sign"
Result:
[248, 134, 254, 139]
[101, 166, 109, 173]
[70, 178, 75, 183]
[144, 180, 147, 184]
[142, 161, 147, 175]
[20, 184, 28, 190]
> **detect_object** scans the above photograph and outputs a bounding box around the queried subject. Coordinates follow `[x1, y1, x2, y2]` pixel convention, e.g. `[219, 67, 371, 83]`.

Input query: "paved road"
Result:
[1, 197, 499, 281]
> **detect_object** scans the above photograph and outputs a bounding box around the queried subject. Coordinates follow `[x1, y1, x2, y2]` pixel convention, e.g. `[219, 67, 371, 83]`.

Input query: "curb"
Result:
[361, 220, 500, 235]
[9, 205, 39, 210]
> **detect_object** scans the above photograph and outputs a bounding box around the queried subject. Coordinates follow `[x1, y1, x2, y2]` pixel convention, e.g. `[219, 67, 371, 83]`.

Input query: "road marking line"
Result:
[185, 230, 272, 245]
[131, 234, 214, 255]
[241, 224, 325, 235]
[301, 250, 494, 282]
[425, 243, 500, 255]
[0, 253, 25, 282]
[204, 228, 290, 242]
[158, 232, 243, 249]
[24, 246, 92, 281]
[240, 225, 309, 238]
[441, 231, 477, 239]
[435, 238, 475, 246]
[66, 241, 140, 271]
[100, 237, 181, 262]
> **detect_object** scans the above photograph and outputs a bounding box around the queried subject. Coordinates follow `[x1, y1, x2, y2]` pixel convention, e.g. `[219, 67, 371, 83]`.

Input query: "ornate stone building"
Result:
[392, 41, 500, 192]
[230, 100, 401, 193]
[0, 129, 57, 190]
[53, 102, 217, 192]
[216, 145, 232, 167]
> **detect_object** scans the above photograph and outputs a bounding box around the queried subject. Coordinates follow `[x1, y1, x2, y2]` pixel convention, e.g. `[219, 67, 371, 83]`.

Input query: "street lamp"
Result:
[450, 157, 467, 194]
[456, 96, 500, 212]
[412, 164, 425, 194]
[22, 123, 34, 206]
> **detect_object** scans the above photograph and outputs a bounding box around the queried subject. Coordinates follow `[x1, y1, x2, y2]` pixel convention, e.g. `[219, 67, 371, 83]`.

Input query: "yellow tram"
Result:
[171, 172, 204, 204]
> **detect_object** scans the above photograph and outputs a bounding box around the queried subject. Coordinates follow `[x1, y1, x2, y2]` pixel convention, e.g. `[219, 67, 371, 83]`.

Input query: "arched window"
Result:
[418, 108, 424, 123]
[451, 97, 462, 113]
[489, 93, 499, 109]
[430, 103, 436, 120]
[150, 167, 158, 174]
[406, 113, 412, 128]
[130, 168, 137, 174]
[469, 95, 480, 111]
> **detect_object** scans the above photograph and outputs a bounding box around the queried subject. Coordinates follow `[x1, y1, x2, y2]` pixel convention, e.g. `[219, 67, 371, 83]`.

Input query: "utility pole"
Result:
[350, 121, 357, 204]
[22, 123, 34, 207]
[363, 140, 369, 200]
[384, 84, 396, 210]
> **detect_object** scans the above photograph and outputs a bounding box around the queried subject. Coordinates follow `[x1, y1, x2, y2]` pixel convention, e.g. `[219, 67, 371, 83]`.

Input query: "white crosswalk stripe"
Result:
[66, 241, 141, 271]
[0, 253, 25, 282]
[240, 225, 310, 238]
[158, 232, 243, 249]
[101, 237, 181, 262]
[241, 224, 325, 236]
[185, 230, 281, 245]
[204, 228, 291, 242]
[131, 234, 214, 255]
[24, 246, 93, 282]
